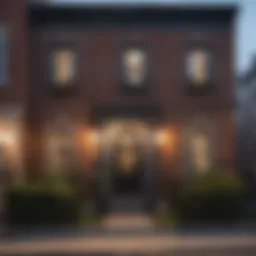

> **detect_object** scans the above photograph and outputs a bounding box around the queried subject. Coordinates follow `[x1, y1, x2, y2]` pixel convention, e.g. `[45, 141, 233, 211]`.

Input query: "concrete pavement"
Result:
[1, 233, 256, 255]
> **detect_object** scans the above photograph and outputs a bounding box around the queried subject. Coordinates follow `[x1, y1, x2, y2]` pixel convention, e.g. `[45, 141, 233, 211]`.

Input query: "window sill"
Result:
[119, 81, 151, 95]
[47, 83, 79, 96]
[185, 82, 215, 96]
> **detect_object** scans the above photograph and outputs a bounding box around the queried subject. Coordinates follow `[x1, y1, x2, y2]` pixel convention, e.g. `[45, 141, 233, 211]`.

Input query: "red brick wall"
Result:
[0, 0, 29, 103]
[0, 0, 29, 180]
[29, 26, 236, 182]
[31, 28, 234, 112]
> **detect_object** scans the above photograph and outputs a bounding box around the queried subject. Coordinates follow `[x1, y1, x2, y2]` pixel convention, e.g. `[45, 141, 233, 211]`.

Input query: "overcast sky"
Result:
[39, 0, 256, 75]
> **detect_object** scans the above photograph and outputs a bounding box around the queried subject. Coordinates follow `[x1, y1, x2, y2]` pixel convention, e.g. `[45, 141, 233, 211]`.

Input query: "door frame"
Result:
[95, 122, 158, 213]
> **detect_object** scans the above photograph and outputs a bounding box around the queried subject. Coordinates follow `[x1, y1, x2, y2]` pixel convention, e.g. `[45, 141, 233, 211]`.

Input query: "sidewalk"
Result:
[1, 233, 256, 255]
[2, 213, 256, 255]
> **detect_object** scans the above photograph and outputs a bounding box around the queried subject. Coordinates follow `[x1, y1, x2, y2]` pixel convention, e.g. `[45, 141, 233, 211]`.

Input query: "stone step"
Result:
[103, 214, 154, 230]
[111, 199, 143, 213]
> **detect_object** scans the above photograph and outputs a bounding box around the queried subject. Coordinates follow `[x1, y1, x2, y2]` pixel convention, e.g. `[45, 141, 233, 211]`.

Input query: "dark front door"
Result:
[112, 163, 143, 196]
[111, 158, 144, 213]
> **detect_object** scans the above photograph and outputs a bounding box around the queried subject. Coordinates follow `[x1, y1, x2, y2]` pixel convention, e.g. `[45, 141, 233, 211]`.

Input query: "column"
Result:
[143, 130, 157, 212]
[95, 131, 113, 213]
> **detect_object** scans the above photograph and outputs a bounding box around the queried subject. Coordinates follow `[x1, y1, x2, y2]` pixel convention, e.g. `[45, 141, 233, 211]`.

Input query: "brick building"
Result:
[0, 0, 237, 212]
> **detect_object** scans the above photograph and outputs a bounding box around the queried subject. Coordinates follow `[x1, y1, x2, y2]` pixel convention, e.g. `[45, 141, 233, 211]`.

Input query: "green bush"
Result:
[171, 172, 247, 225]
[5, 181, 81, 227]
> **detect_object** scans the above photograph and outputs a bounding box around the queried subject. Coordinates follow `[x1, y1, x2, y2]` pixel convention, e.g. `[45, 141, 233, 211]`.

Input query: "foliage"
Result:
[5, 180, 81, 227]
[170, 172, 248, 225]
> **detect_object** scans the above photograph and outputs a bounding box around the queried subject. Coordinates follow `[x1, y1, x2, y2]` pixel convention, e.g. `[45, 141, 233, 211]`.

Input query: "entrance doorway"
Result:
[112, 167, 143, 196]
[96, 119, 157, 213]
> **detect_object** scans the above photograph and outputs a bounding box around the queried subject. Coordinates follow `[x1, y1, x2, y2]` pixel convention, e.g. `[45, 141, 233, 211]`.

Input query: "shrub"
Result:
[5, 181, 81, 227]
[171, 172, 247, 225]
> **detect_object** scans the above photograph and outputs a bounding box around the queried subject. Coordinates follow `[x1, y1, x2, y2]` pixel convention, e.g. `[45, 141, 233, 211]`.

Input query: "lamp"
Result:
[84, 129, 100, 162]
[156, 129, 170, 147]
[87, 130, 99, 146]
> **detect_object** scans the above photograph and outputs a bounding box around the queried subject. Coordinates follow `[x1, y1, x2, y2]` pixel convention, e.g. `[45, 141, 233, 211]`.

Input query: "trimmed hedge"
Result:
[170, 172, 247, 225]
[5, 181, 81, 226]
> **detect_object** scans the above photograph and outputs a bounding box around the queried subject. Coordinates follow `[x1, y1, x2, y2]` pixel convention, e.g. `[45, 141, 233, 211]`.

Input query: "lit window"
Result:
[190, 132, 211, 173]
[50, 48, 77, 87]
[186, 48, 211, 87]
[46, 116, 76, 174]
[48, 133, 75, 174]
[0, 27, 9, 85]
[122, 46, 148, 88]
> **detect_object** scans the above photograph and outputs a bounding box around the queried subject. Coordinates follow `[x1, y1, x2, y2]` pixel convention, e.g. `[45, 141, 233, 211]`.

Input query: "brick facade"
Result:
[0, 2, 237, 198]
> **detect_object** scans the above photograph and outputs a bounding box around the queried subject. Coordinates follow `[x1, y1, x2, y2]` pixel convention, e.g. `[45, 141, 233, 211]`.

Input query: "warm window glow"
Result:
[122, 48, 147, 86]
[187, 49, 210, 86]
[52, 49, 76, 86]
[85, 130, 99, 146]
[0, 125, 20, 176]
[191, 132, 210, 173]
[48, 134, 75, 173]
[156, 130, 168, 147]
[0, 132, 15, 145]
[46, 119, 76, 174]
[156, 129, 173, 148]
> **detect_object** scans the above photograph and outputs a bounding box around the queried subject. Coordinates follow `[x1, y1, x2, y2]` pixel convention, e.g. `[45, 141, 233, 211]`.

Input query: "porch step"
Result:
[110, 196, 144, 213]
[103, 214, 154, 231]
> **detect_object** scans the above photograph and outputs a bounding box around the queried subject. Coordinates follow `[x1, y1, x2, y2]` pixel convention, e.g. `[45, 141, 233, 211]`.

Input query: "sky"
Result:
[237, 0, 256, 74]
[36, 0, 256, 75]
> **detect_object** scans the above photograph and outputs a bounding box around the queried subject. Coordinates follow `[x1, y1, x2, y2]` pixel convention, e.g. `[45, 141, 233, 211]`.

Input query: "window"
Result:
[0, 115, 22, 179]
[49, 45, 78, 89]
[0, 27, 9, 85]
[45, 116, 76, 175]
[185, 44, 213, 90]
[184, 117, 216, 176]
[53, 134, 75, 173]
[190, 132, 211, 174]
[120, 43, 149, 89]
